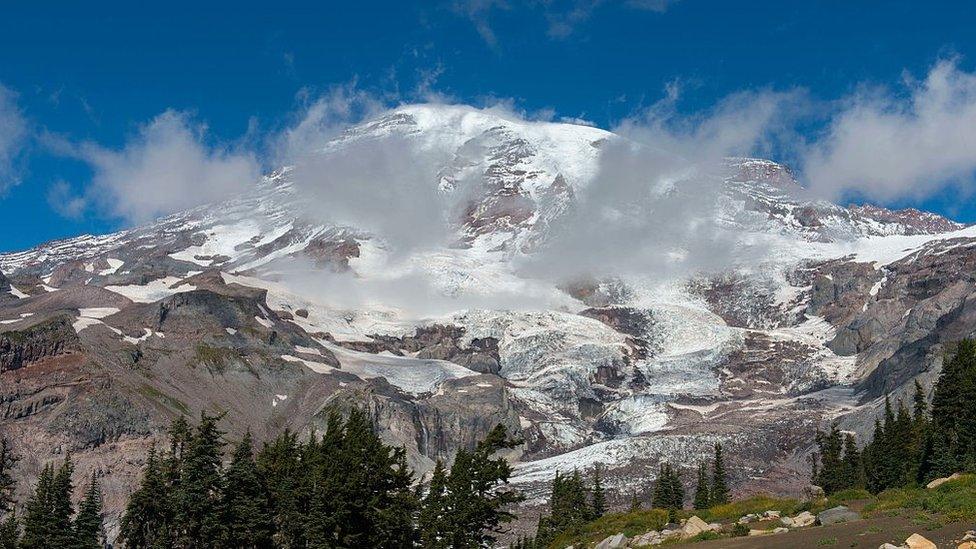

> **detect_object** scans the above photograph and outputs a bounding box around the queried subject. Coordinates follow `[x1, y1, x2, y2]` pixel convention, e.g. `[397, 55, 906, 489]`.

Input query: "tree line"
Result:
[0, 409, 524, 548]
[812, 339, 976, 495]
[512, 443, 731, 548]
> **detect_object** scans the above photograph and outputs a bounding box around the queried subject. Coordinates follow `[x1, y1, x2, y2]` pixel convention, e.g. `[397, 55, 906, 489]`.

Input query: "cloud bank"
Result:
[61, 110, 260, 223]
[802, 59, 976, 203]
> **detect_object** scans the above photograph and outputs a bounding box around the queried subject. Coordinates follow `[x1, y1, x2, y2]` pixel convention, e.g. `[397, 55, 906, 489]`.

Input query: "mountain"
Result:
[1, 104, 974, 536]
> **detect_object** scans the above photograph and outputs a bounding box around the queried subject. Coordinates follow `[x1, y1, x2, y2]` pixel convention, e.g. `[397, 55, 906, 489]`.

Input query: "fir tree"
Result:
[628, 490, 641, 512]
[693, 462, 710, 510]
[255, 430, 305, 548]
[21, 457, 75, 549]
[0, 515, 17, 549]
[173, 412, 227, 547]
[419, 460, 449, 549]
[73, 472, 104, 549]
[119, 445, 173, 548]
[222, 432, 273, 548]
[590, 463, 607, 519]
[710, 443, 730, 505]
[0, 439, 18, 549]
[438, 424, 524, 548]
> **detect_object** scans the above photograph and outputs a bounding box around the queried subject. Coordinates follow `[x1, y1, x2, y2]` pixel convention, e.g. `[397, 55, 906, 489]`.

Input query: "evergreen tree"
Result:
[222, 432, 273, 548]
[21, 457, 75, 549]
[0, 515, 17, 549]
[840, 434, 864, 490]
[255, 430, 305, 548]
[73, 472, 104, 549]
[0, 439, 16, 517]
[119, 445, 173, 548]
[419, 460, 449, 549]
[438, 424, 524, 548]
[651, 463, 683, 521]
[173, 412, 227, 548]
[628, 490, 641, 512]
[590, 463, 607, 519]
[930, 340, 976, 477]
[693, 462, 710, 510]
[0, 438, 19, 549]
[710, 443, 730, 505]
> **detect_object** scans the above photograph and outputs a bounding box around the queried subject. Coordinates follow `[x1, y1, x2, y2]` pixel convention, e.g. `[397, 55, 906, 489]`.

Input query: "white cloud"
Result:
[802, 59, 976, 203]
[64, 110, 259, 223]
[46, 180, 87, 219]
[0, 84, 28, 194]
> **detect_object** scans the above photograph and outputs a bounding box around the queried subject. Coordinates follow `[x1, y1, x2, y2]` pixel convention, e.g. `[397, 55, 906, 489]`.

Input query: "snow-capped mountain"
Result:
[2, 104, 975, 531]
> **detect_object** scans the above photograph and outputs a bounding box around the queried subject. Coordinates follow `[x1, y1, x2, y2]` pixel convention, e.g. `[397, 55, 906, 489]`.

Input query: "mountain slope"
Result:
[1, 103, 974, 536]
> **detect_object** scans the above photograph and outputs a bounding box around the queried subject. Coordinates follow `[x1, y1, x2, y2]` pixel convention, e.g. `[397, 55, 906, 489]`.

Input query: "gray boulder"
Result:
[817, 505, 861, 525]
[594, 533, 627, 549]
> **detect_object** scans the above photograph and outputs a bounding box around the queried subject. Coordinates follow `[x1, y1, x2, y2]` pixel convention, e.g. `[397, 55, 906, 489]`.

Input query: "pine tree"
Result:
[73, 472, 103, 549]
[119, 445, 173, 548]
[222, 432, 273, 548]
[255, 430, 305, 549]
[710, 443, 730, 505]
[0, 439, 16, 517]
[0, 515, 17, 549]
[628, 490, 641, 512]
[21, 457, 75, 549]
[840, 434, 864, 490]
[693, 462, 710, 510]
[419, 460, 449, 549]
[173, 412, 227, 547]
[590, 463, 607, 519]
[439, 424, 524, 548]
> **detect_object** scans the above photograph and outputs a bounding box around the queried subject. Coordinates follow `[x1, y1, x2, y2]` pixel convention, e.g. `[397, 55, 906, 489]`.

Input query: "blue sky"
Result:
[2, 0, 976, 252]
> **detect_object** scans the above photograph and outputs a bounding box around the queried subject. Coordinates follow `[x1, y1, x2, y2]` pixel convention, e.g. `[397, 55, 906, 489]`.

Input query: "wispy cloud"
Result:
[0, 84, 29, 194]
[802, 58, 976, 203]
[452, 0, 509, 48]
[51, 110, 259, 224]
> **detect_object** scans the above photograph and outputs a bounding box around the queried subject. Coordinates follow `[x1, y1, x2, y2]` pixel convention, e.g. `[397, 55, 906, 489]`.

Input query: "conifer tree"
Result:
[0, 438, 19, 549]
[119, 445, 172, 548]
[590, 463, 607, 519]
[628, 490, 641, 512]
[438, 424, 524, 548]
[255, 430, 305, 548]
[710, 443, 730, 505]
[222, 432, 273, 548]
[419, 460, 450, 549]
[173, 412, 227, 547]
[21, 457, 75, 549]
[73, 472, 104, 549]
[693, 462, 710, 510]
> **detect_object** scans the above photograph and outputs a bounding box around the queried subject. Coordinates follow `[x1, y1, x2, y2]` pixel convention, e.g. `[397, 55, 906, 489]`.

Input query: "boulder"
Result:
[925, 472, 962, 489]
[748, 529, 769, 536]
[804, 484, 826, 500]
[629, 531, 663, 547]
[817, 505, 861, 525]
[772, 527, 788, 534]
[878, 544, 904, 549]
[680, 516, 710, 538]
[790, 510, 816, 527]
[594, 533, 627, 549]
[763, 510, 781, 519]
[958, 542, 976, 549]
[965, 530, 976, 541]
[779, 516, 794, 527]
[905, 533, 937, 549]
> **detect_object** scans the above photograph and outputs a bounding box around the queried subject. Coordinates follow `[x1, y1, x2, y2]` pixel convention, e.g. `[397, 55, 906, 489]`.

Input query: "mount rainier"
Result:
[2, 103, 974, 532]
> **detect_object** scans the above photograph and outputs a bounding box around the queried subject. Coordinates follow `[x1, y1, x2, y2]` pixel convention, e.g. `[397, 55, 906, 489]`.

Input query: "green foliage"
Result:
[73, 472, 104, 549]
[0, 438, 17, 517]
[652, 463, 684, 520]
[546, 509, 668, 549]
[21, 456, 75, 549]
[730, 522, 749, 537]
[697, 494, 801, 522]
[118, 411, 519, 549]
[864, 474, 976, 521]
[222, 432, 273, 548]
[590, 463, 607, 519]
[693, 462, 710, 510]
[421, 423, 524, 548]
[710, 443, 730, 505]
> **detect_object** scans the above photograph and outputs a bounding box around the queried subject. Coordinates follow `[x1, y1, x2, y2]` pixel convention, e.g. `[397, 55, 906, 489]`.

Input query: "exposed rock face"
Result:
[335, 324, 501, 375]
[0, 315, 80, 372]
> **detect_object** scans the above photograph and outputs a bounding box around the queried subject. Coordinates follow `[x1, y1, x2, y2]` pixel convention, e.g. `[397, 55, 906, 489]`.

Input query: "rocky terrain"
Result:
[2, 104, 975, 536]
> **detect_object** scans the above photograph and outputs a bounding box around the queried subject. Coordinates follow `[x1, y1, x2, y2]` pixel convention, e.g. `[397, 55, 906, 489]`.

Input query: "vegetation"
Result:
[812, 339, 976, 497]
[0, 410, 522, 548]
